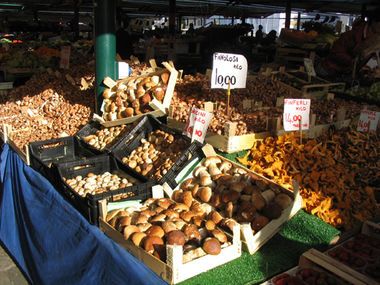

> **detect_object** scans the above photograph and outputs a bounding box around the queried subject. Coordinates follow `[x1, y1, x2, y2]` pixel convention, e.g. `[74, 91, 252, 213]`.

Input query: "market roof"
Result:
[1, 0, 379, 20]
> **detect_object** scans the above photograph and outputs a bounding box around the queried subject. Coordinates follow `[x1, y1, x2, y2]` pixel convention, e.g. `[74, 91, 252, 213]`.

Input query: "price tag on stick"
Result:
[283, 99, 311, 132]
[211, 52, 248, 89]
[183, 107, 213, 143]
[357, 110, 380, 132]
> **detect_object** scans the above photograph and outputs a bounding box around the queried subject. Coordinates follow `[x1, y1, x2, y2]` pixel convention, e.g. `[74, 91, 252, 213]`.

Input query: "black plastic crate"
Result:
[56, 155, 152, 225]
[29, 136, 96, 184]
[111, 114, 203, 188]
[76, 119, 144, 154]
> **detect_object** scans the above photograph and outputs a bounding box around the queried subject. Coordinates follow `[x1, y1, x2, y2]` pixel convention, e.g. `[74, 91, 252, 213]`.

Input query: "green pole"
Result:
[94, 0, 117, 114]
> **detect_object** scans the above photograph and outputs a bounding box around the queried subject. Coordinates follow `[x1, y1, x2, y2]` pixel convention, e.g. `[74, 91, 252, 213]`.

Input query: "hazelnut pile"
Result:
[102, 72, 170, 121]
[0, 65, 94, 150]
[173, 156, 293, 234]
[121, 130, 189, 180]
[64, 171, 136, 197]
[106, 197, 231, 262]
[82, 125, 131, 151]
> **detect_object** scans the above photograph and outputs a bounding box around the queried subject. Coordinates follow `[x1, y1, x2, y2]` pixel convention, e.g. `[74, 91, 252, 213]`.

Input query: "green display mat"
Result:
[180, 210, 340, 285]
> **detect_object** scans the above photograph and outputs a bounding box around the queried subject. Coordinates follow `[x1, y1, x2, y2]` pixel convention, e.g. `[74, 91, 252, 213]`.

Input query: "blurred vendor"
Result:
[316, 9, 380, 79]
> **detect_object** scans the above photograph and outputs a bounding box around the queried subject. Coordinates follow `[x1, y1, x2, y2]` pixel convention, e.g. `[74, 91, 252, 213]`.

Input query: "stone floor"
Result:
[0, 245, 28, 285]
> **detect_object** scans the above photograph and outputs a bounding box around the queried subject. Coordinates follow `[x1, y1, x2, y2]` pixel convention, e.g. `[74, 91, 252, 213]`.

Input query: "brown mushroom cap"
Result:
[183, 224, 201, 242]
[171, 189, 183, 202]
[251, 192, 266, 211]
[251, 215, 270, 233]
[146, 225, 165, 238]
[198, 187, 212, 203]
[230, 182, 246, 193]
[143, 236, 164, 253]
[261, 190, 276, 204]
[131, 232, 147, 247]
[166, 230, 186, 246]
[123, 225, 140, 240]
[262, 202, 283, 220]
[162, 221, 178, 233]
[205, 220, 216, 231]
[202, 237, 221, 255]
[137, 223, 152, 232]
[157, 198, 173, 209]
[200, 175, 213, 187]
[182, 191, 193, 208]
[212, 229, 228, 244]
[209, 211, 224, 225]
[274, 193, 293, 210]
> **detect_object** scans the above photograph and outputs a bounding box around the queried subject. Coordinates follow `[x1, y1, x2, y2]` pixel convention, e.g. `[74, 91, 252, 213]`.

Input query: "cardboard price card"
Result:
[60, 46, 71, 69]
[304, 58, 316, 77]
[283, 98, 311, 131]
[357, 109, 380, 132]
[211, 52, 248, 89]
[183, 107, 213, 143]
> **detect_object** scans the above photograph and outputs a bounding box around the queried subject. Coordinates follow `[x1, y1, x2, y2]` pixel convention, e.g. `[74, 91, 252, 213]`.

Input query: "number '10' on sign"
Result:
[214, 68, 236, 87]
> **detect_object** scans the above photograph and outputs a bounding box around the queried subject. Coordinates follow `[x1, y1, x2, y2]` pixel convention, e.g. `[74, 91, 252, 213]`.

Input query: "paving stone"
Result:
[0, 245, 28, 285]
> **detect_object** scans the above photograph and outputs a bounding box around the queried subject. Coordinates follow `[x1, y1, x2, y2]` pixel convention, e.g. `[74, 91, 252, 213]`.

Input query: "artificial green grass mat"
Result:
[179, 210, 340, 285]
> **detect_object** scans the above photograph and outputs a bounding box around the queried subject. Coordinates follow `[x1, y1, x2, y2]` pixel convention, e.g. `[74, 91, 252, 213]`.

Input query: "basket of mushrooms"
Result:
[111, 115, 204, 188]
[167, 144, 302, 254]
[57, 154, 154, 225]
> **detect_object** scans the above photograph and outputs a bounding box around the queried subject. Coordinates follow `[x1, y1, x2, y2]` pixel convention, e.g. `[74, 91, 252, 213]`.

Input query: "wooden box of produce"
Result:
[275, 71, 345, 100]
[76, 119, 143, 154]
[264, 249, 364, 285]
[28, 136, 96, 184]
[165, 144, 302, 254]
[56, 155, 154, 225]
[309, 221, 380, 284]
[99, 196, 241, 284]
[96, 62, 178, 127]
[111, 114, 204, 189]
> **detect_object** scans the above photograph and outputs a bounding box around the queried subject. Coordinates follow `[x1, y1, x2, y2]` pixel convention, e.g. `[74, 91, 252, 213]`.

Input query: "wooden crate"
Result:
[164, 144, 303, 255]
[98, 197, 241, 284]
[0, 124, 30, 165]
[308, 221, 380, 285]
[276, 72, 346, 100]
[95, 61, 178, 128]
[262, 249, 368, 285]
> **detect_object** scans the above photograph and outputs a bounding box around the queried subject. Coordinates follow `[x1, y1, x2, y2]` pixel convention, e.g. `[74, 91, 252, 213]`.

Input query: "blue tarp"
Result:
[0, 144, 167, 285]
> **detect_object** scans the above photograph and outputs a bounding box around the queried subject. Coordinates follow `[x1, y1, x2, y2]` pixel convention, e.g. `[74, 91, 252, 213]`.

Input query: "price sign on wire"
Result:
[283, 99, 311, 131]
[183, 107, 213, 143]
[357, 109, 380, 132]
[211, 52, 248, 89]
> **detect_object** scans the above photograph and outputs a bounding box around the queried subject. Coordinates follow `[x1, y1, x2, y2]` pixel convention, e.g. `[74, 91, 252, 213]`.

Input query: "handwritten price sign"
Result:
[283, 98, 311, 131]
[183, 107, 213, 143]
[211, 52, 248, 89]
[357, 110, 380, 132]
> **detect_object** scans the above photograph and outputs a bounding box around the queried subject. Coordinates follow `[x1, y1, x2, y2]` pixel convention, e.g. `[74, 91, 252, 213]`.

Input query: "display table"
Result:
[0, 143, 340, 285]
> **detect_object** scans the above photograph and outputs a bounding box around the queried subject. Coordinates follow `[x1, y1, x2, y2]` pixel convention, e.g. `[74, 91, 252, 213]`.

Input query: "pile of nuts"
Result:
[173, 156, 293, 234]
[82, 125, 131, 151]
[121, 130, 189, 180]
[101, 71, 170, 121]
[64, 171, 136, 197]
[0, 64, 94, 150]
[106, 198, 231, 262]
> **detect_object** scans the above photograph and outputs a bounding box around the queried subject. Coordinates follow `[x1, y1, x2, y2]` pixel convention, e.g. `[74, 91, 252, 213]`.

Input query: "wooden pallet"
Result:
[98, 197, 241, 284]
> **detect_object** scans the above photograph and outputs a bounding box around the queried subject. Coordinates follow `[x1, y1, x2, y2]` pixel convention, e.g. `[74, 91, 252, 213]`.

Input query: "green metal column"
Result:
[94, 0, 117, 114]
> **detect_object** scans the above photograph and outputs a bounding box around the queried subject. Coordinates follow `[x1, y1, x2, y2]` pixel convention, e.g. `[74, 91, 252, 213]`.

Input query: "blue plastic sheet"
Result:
[0, 144, 167, 285]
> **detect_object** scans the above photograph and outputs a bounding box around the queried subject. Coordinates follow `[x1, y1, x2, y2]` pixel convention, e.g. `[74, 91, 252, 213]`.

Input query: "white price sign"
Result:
[118, 61, 130, 79]
[357, 109, 380, 132]
[211, 52, 248, 89]
[183, 107, 213, 143]
[283, 98, 311, 131]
